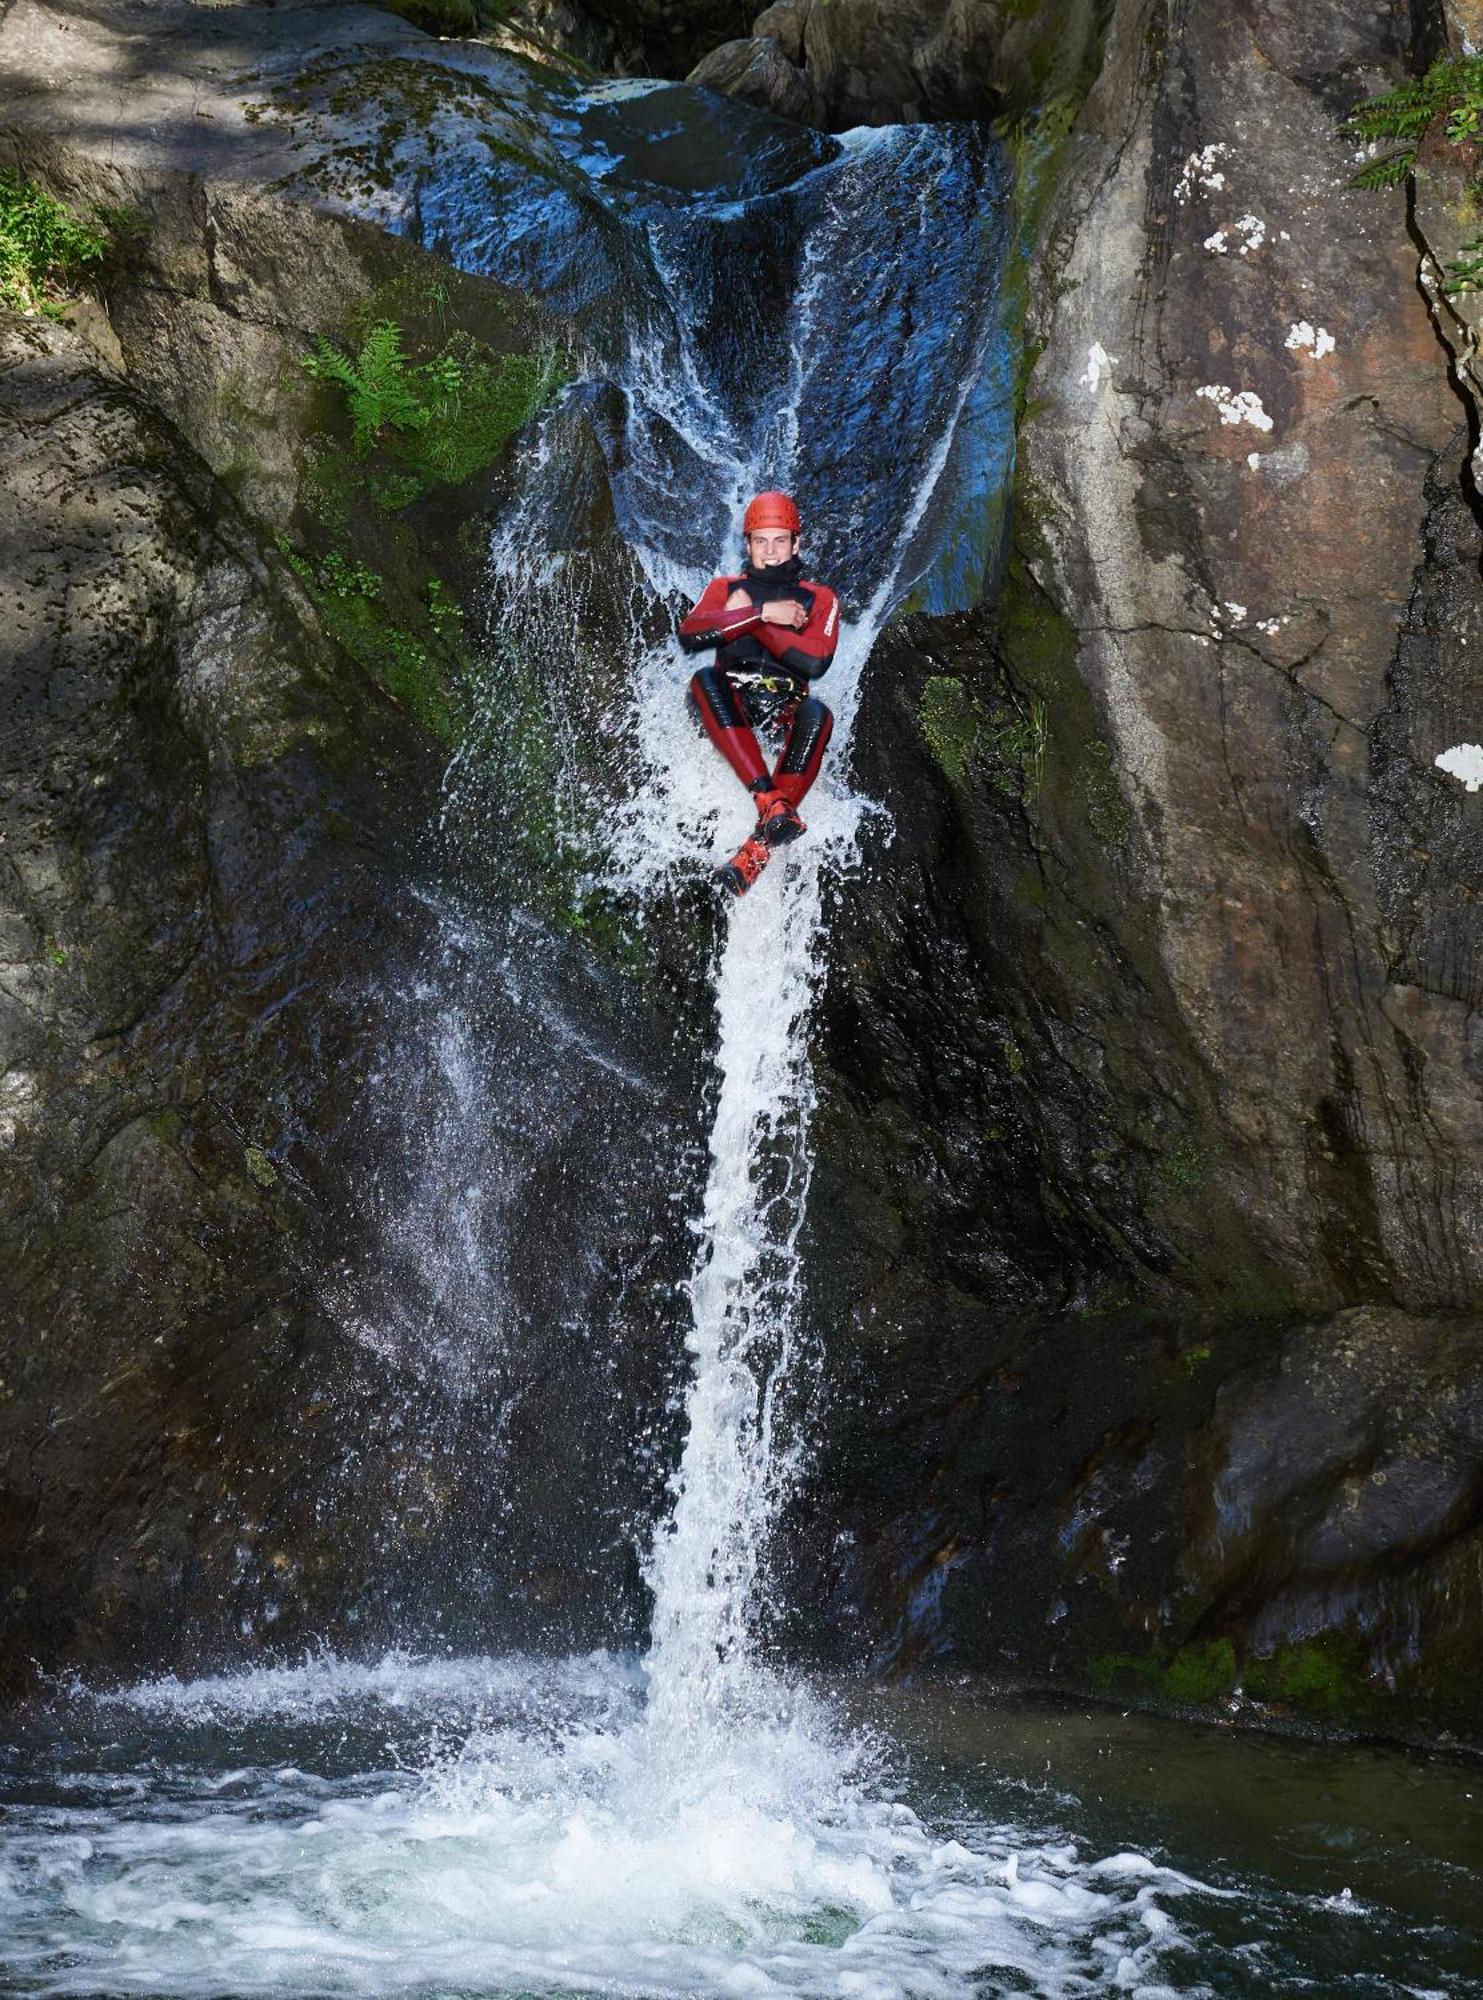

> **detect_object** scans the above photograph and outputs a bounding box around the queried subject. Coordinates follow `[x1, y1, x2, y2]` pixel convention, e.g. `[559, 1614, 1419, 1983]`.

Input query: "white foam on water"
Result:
[5, 1653, 1214, 1999]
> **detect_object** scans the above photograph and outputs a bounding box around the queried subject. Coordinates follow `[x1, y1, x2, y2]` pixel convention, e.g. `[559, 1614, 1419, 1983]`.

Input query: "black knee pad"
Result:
[780, 697, 833, 776]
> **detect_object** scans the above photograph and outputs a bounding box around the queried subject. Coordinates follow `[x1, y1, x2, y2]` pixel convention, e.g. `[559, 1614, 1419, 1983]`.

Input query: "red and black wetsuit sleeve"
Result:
[677, 576, 763, 652]
[754, 582, 840, 682]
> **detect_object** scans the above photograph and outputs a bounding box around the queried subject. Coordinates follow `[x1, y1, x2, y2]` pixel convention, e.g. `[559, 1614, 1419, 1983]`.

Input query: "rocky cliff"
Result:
[0, 302, 449, 1682]
[2, 0, 1480, 1744]
[0, 0, 703, 1687]
[791, 0, 1483, 1741]
[689, 0, 1106, 130]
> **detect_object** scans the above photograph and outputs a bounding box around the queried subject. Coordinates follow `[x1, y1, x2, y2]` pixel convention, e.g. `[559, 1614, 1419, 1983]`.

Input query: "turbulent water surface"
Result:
[2, 1655, 1480, 1997]
[5, 74, 1477, 2000]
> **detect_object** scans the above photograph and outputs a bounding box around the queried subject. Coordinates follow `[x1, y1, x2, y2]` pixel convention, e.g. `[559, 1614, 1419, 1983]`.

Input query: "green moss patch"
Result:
[1091, 1638, 1238, 1704]
[1244, 1641, 1367, 1715]
[1154, 1140, 1205, 1193]
[281, 542, 460, 742]
[918, 673, 1047, 799]
[919, 675, 986, 786]
[996, 550, 1131, 846]
[1093, 1633, 1387, 1725]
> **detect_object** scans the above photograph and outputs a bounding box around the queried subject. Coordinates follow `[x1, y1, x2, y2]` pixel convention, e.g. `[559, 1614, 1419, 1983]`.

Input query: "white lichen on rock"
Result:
[1080, 341, 1117, 394]
[1435, 742, 1483, 792]
[1204, 213, 1267, 256]
[1175, 143, 1230, 203]
[1285, 320, 1335, 358]
[1198, 384, 1274, 431]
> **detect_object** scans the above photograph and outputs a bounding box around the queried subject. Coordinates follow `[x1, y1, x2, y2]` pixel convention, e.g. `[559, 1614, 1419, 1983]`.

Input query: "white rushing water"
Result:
[441, 121, 1010, 1742]
[0, 114, 1222, 2000]
[5, 1652, 1217, 1997]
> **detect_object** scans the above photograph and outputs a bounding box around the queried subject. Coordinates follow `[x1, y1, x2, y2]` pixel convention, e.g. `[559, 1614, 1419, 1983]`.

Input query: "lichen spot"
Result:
[1175, 144, 1230, 203]
[1435, 742, 1483, 792]
[1204, 214, 1267, 256]
[1080, 342, 1116, 394]
[1197, 385, 1274, 432]
[1285, 321, 1335, 359]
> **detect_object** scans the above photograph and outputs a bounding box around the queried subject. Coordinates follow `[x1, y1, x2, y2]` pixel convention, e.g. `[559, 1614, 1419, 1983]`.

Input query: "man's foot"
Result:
[753, 788, 806, 847]
[715, 833, 772, 897]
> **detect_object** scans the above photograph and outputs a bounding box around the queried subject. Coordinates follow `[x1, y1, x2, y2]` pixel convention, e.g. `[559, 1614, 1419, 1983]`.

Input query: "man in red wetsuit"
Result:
[677, 490, 840, 896]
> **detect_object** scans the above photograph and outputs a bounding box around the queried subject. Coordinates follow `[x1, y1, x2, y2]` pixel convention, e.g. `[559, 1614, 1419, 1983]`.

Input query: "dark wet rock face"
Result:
[0, 310, 438, 1683]
[0, 296, 695, 1685]
[575, 0, 755, 75]
[0, 7, 713, 1687]
[786, 1305, 1483, 1736]
[786, 0, 1483, 1739]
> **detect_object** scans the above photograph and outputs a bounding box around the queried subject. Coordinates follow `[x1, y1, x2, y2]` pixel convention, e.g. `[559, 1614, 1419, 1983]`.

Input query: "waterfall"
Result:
[451, 111, 1016, 1716]
[0, 91, 1259, 2000]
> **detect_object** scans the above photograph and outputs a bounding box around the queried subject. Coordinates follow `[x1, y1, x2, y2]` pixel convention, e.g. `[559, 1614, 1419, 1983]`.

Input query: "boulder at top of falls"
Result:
[687, 35, 825, 129]
[753, 0, 806, 63]
[690, 0, 1104, 130]
[572, 76, 835, 195]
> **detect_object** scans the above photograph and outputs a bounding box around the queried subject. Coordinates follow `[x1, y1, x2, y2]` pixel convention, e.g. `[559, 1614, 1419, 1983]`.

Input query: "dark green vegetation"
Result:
[303, 317, 560, 481]
[288, 310, 563, 741]
[386, 0, 516, 34]
[1343, 54, 1483, 189]
[1091, 1637, 1374, 1722]
[1344, 55, 1483, 300]
[1343, 51, 1483, 294]
[0, 169, 107, 314]
[918, 673, 1045, 798]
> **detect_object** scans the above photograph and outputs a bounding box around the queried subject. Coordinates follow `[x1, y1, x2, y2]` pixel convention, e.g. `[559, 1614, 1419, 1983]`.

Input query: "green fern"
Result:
[1344, 70, 1454, 144]
[302, 319, 565, 487]
[1350, 150, 1417, 191]
[0, 170, 108, 315]
[303, 319, 429, 456]
[1343, 55, 1483, 189]
[1445, 234, 1483, 292]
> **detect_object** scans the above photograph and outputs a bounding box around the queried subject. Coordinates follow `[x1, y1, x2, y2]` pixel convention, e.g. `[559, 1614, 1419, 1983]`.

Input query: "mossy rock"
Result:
[1244, 1639, 1376, 1718]
[1091, 1638, 1238, 1704]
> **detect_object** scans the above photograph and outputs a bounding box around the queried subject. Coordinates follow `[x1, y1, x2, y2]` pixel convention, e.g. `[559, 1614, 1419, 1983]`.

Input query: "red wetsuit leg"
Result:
[773, 695, 833, 807]
[689, 666, 772, 795]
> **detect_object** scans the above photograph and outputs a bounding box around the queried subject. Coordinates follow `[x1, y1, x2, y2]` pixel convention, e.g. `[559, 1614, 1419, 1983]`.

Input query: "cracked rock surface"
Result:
[793, 0, 1483, 1737]
[0, 310, 448, 1687]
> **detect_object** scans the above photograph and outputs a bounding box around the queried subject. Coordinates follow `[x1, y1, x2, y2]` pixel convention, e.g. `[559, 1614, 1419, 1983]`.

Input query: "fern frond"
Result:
[350, 320, 427, 452]
[1444, 233, 1483, 291]
[1343, 55, 1483, 158]
[301, 335, 361, 394]
[1348, 149, 1417, 190]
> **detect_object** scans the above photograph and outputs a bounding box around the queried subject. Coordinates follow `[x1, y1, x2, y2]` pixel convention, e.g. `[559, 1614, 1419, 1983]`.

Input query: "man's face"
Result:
[745, 528, 798, 570]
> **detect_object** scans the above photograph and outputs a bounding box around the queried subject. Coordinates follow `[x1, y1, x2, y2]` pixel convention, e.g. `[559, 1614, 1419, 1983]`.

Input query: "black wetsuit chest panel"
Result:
[717, 561, 816, 671]
[740, 575, 817, 614]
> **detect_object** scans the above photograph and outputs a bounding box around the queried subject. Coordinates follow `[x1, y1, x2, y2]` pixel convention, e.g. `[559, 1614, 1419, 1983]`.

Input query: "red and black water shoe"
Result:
[753, 788, 806, 847]
[715, 833, 772, 897]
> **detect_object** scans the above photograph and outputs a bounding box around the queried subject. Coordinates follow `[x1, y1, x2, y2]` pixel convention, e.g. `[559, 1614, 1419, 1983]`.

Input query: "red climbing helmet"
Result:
[743, 490, 800, 535]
